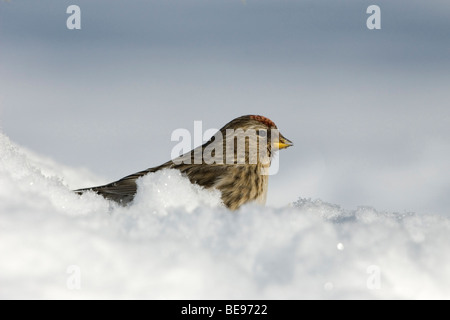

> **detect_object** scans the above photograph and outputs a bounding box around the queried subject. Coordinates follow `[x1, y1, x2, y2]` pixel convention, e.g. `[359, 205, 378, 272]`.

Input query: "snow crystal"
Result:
[0, 132, 449, 299]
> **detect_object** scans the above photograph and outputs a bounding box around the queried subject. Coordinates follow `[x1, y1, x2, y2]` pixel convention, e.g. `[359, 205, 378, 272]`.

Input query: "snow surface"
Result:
[1, 132, 449, 299]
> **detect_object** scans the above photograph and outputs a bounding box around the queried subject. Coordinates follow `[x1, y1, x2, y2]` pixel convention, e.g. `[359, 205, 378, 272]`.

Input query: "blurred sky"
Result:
[1, 0, 449, 214]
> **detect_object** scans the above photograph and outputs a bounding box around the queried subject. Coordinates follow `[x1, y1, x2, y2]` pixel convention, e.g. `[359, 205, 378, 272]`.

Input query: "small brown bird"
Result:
[75, 115, 293, 210]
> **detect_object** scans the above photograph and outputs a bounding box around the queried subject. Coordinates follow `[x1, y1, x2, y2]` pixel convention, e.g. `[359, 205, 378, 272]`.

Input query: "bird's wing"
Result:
[74, 162, 172, 205]
[88, 179, 138, 204]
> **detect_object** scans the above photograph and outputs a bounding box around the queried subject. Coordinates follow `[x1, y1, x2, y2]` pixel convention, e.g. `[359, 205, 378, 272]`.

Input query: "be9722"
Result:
[225, 305, 267, 315]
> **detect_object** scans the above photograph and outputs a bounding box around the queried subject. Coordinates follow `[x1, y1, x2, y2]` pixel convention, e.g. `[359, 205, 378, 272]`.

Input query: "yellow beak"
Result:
[273, 134, 293, 150]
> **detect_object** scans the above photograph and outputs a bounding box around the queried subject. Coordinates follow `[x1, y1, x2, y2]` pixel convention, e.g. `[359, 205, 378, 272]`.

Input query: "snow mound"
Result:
[133, 169, 223, 214]
[0, 132, 449, 299]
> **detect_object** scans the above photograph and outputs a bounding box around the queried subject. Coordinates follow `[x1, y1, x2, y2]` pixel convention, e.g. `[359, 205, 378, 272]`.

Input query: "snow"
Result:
[1, 132, 449, 299]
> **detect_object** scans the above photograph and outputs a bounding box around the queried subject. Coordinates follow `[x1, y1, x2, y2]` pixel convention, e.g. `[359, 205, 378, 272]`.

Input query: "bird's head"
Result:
[248, 115, 293, 151]
[221, 114, 293, 150]
[212, 115, 293, 166]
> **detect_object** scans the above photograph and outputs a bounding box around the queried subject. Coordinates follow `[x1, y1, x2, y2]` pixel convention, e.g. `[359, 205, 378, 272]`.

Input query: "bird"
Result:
[75, 115, 293, 210]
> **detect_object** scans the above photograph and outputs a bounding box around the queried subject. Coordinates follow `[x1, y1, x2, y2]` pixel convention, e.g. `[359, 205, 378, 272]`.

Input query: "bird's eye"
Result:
[257, 129, 267, 137]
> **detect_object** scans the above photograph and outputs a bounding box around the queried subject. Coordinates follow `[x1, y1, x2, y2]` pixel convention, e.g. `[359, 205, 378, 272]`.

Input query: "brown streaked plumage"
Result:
[75, 115, 293, 210]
